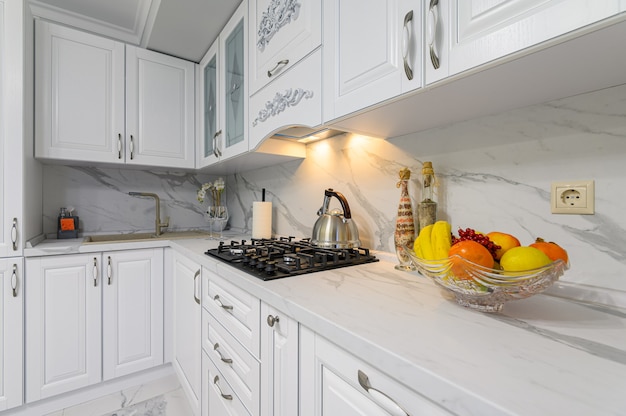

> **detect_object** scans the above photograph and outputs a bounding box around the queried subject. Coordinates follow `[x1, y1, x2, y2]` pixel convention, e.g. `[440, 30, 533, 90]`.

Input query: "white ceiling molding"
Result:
[29, 0, 160, 45]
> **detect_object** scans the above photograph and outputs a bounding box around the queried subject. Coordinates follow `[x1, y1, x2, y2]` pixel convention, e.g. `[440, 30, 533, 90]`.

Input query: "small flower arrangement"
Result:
[197, 177, 225, 207]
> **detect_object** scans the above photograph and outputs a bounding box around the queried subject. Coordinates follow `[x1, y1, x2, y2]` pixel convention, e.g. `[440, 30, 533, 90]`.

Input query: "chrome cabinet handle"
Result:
[427, 0, 441, 69]
[267, 314, 279, 327]
[11, 264, 18, 297]
[402, 10, 414, 80]
[357, 370, 409, 416]
[267, 59, 289, 77]
[11, 218, 17, 251]
[213, 343, 233, 364]
[213, 294, 233, 310]
[117, 134, 122, 159]
[129, 135, 135, 160]
[213, 130, 222, 158]
[213, 375, 232, 400]
[93, 257, 98, 287]
[107, 256, 112, 285]
[193, 269, 201, 305]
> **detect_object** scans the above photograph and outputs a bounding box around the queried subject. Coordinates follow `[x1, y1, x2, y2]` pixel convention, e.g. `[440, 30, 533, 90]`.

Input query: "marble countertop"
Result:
[25, 235, 626, 415]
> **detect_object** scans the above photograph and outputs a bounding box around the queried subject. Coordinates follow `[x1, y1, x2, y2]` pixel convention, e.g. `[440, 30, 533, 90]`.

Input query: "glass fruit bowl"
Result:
[403, 246, 569, 312]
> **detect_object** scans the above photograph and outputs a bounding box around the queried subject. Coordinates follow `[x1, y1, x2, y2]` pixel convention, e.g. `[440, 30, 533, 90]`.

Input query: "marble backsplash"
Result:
[42, 84, 626, 299]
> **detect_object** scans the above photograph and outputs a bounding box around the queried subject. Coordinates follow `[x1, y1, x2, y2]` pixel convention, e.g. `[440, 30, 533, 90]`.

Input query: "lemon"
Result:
[500, 246, 552, 272]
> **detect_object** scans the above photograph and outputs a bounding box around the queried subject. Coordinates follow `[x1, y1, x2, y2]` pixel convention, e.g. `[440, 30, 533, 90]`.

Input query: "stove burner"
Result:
[206, 238, 378, 281]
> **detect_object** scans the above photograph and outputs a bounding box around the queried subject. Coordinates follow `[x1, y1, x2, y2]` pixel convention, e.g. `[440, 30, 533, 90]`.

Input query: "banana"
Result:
[417, 224, 435, 260]
[431, 221, 452, 259]
[413, 235, 424, 259]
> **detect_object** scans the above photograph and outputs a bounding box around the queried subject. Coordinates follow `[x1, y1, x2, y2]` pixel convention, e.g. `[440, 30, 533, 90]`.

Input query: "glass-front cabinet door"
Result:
[197, 40, 219, 168]
[220, 1, 248, 161]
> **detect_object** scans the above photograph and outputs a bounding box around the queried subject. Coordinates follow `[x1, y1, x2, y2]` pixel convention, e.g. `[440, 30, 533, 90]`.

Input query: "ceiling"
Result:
[29, 0, 242, 62]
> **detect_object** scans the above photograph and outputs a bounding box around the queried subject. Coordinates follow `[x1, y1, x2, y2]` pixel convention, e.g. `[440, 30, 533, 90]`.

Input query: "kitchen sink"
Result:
[83, 230, 209, 244]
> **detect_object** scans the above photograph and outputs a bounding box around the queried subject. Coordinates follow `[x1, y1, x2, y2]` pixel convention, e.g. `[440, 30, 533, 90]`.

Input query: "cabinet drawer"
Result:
[202, 352, 251, 416]
[315, 336, 452, 416]
[202, 309, 260, 415]
[205, 266, 260, 357]
[249, 0, 322, 94]
[249, 48, 322, 150]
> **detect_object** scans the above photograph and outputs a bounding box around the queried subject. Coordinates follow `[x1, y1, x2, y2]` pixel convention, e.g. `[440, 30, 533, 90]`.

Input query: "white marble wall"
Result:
[42, 84, 626, 298]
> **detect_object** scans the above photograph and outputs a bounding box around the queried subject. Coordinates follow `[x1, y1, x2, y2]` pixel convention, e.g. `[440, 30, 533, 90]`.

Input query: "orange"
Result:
[530, 238, 569, 263]
[486, 231, 521, 260]
[448, 240, 495, 280]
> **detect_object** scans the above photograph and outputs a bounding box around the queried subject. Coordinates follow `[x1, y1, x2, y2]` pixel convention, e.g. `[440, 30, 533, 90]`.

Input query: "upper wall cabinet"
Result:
[249, 0, 321, 95]
[425, 0, 626, 84]
[197, 2, 248, 168]
[323, 0, 423, 122]
[35, 21, 195, 169]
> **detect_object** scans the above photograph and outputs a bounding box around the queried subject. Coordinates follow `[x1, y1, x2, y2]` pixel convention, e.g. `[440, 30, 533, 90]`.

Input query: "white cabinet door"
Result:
[34, 20, 125, 164]
[172, 252, 202, 415]
[426, 0, 625, 84]
[249, 0, 322, 94]
[197, 40, 221, 168]
[26, 254, 102, 402]
[126, 46, 195, 169]
[102, 249, 164, 380]
[0, 258, 23, 411]
[323, 0, 422, 122]
[220, 1, 249, 162]
[0, 0, 23, 258]
[260, 303, 299, 416]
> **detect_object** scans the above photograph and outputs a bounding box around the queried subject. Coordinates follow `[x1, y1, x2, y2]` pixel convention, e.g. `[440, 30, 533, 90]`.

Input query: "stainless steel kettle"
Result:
[311, 189, 361, 249]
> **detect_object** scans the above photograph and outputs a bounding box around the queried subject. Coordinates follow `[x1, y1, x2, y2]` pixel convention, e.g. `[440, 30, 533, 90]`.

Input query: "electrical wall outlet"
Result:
[551, 180, 594, 214]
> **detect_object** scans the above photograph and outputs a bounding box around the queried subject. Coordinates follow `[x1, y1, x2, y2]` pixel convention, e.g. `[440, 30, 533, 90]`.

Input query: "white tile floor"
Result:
[45, 374, 193, 416]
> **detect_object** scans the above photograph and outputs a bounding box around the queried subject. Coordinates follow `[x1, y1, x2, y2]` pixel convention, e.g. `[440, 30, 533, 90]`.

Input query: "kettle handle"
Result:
[325, 188, 352, 219]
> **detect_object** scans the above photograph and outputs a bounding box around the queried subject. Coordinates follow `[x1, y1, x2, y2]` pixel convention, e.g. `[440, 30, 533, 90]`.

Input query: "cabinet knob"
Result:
[267, 314, 280, 327]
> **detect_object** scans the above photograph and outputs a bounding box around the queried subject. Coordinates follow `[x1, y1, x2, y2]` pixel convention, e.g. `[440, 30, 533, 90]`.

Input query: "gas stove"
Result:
[205, 237, 378, 280]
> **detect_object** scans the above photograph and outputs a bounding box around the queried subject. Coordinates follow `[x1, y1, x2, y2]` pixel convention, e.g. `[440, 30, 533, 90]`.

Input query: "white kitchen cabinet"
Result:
[197, 40, 220, 167]
[0, 258, 23, 411]
[322, 0, 422, 122]
[249, 48, 322, 150]
[172, 252, 202, 415]
[425, 0, 626, 84]
[0, 0, 31, 258]
[260, 302, 299, 416]
[248, 0, 321, 95]
[26, 253, 102, 401]
[300, 328, 452, 416]
[125, 46, 195, 168]
[102, 248, 164, 380]
[197, 1, 248, 168]
[35, 20, 195, 169]
[26, 249, 163, 402]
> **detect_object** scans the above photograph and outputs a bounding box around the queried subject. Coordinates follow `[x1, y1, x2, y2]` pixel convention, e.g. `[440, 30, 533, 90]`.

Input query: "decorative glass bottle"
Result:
[394, 168, 417, 271]
[417, 161, 437, 232]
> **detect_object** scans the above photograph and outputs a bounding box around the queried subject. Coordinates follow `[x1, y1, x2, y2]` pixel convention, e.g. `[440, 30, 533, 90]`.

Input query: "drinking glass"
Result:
[207, 206, 229, 240]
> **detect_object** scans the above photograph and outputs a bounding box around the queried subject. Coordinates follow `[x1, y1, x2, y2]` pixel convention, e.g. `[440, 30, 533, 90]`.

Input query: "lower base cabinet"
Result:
[202, 350, 251, 416]
[300, 327, 452, 416]
[25, 249, 164, 402]
[0, 258, 23, 411]
[172, 251, 202, 415]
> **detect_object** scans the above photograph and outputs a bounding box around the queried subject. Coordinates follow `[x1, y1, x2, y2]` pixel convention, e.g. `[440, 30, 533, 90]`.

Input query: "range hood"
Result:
[270, 126, 348, 144]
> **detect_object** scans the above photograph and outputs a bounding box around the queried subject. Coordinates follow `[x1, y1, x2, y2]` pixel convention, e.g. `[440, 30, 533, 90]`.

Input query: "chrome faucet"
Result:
[128, 192, 169, 236]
